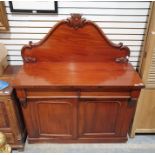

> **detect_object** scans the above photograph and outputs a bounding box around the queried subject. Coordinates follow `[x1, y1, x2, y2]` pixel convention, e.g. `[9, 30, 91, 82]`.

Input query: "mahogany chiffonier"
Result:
[12, 14, 144, 143]
[0, 66, 26, 150]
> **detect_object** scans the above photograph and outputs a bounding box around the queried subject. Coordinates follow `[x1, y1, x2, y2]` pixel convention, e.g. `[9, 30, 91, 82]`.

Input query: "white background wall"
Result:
[0, 1, 151, 68]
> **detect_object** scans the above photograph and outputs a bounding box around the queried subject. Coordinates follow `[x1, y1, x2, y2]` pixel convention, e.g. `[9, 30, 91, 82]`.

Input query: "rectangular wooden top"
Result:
[12, 62, 143, 89]
[0, 65, 21, 95]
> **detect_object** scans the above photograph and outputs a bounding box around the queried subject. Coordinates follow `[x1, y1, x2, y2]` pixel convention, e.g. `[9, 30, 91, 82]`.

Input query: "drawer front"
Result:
[27, 90, 78, 99]
[80, 91, 130, 99]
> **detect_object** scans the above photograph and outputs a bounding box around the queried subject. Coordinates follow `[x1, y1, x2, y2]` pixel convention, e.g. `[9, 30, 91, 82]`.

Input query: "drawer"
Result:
[26, 90, 130, 99]
[80, 91, 130, 99]
[27, 90, 78, 98]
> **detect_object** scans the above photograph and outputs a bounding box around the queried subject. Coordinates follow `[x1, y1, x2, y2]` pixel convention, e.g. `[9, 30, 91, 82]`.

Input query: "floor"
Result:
[14, 134, 155, 153]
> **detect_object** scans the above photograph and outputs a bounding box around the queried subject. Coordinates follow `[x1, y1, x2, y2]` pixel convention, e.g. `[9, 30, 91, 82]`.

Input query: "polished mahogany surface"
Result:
[13, 14, 143, 89]
[12, 14, 143, 143]
[13, 62, 143, 89]
[21, 14, 129, 64]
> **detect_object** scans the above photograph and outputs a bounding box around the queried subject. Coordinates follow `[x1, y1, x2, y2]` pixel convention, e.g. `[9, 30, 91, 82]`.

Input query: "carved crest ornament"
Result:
[66, 14, 86, 29]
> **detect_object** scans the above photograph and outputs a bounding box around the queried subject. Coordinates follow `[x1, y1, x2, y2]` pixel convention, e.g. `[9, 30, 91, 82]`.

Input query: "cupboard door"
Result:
[0, 98, 10, 129]
[79, 99, 133, 138]
[0, 95, 26, 148]
[22, 99, 77, 140]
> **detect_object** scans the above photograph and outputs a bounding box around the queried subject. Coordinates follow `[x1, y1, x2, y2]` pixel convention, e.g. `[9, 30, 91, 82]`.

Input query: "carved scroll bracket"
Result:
[66, 14, 86, 29]
[128, 98, 137, 107]
[115, 56, 129, 63]
[118, 42, 124, 49]
[22, 41, 37, 63]
[16, 89, 27, 108]
[115, 42, 130, 63]
[24, 56, 37, 63]
[19, 98, 27, 108]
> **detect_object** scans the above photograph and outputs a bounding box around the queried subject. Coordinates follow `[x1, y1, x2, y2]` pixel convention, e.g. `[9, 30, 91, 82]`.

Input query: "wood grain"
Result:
[12, 62, 143, 89]
[21, 14, 130, 63]
[13, 14, 143, 143]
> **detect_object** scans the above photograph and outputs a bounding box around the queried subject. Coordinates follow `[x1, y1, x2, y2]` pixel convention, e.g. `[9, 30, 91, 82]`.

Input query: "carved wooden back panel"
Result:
[22, 14, 130, 63]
